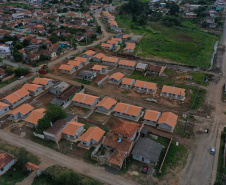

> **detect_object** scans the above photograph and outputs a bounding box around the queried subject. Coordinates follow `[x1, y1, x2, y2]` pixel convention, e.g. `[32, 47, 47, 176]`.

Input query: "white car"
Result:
[210, 147, 215, 155]
[18, 76, 24, 80]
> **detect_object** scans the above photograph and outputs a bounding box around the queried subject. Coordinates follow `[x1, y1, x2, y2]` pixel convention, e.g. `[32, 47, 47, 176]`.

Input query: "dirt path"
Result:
[0, 130, 137, 185]
[179, 15, 226, 185]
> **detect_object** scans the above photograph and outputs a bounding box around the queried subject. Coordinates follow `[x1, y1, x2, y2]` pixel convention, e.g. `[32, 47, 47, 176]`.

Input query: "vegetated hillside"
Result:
[116, 14, 217, 68]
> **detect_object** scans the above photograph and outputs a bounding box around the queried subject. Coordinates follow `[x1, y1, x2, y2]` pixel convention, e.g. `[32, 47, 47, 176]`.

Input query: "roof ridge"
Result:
[144, 82, 146, 88]
[87, 127, 96, 141]
[125, 105, 130, 114]
[81, 94, 86, 103]
[14, 92, 21, 98]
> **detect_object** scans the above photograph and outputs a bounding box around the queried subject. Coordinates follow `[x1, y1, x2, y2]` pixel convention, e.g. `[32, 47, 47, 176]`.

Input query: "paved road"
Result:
[179, 13, 226, 185]
[0, 130, 136, 185]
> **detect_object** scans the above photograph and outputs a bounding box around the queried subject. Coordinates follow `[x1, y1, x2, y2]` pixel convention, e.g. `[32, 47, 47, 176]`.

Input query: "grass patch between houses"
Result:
[0, 77, 17, 88]
[115, 14, 217, 69]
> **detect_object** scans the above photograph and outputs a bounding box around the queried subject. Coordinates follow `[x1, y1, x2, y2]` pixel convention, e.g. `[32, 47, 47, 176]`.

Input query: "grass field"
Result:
[0, 3, 30, 8]
[0, 77, 17, 88]
[115, 15, 217, 69]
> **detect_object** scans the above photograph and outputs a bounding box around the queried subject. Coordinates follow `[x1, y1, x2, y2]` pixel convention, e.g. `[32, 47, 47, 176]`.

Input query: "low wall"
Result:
[2, 74, 15, 82]
[97, 75, 109, 86]
[34, 132, 45, 139]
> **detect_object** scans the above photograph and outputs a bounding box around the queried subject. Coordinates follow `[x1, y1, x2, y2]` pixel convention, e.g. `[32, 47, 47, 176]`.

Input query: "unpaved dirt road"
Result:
[179, 15, 226, 185]
[0, 130, 136, 185]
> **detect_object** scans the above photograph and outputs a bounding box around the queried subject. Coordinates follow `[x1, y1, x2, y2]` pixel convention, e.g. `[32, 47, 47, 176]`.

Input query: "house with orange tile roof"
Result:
[148, 65, 166, 76]
[32, 77, 54, 89]
[157, 112, 178, 132]
[92, 65, 109, 74]
[102, 56, 119, 66]
[101, 43, 113, 50]
[111, 37, 122, 44]
[82, 50, 95, 58]
[114, 102, 143, 121]
[143, 109, 161, 127]
[44, 114, 77, 142]
[22, 83, 43, 96]
[74, 57, 89, 65]
[134, 80, 157, 94]
[59, 64, 76, 74]
[108, 72, 124, 84]
[161, 85, 186, 100]
[9, 103, 34, 120]
[63, 121, 84, 140]
[2, 88, 30, 107]
[92, 53, 105, 62]
[72, 93, 99, 109]
[123, 43, 135, 53]
[25, 108, 45, 128]
[122, 34, 130, 40]
[78, 126, 105, 147]
[25, 162, 41, 176]
[67, 60, 83, 69]
[96, 97, 117, 114]
[0, 151, 15, 175]
[118, 60, 136, 70]
[121, 78, 135, 89]
[0, 102, 10, 117]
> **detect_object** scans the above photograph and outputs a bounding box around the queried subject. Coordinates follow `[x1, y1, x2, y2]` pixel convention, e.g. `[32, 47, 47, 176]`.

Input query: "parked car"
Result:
[18, 76, 24, 80]
[210, 147, 215, 155]
[142, 166, 148, 174]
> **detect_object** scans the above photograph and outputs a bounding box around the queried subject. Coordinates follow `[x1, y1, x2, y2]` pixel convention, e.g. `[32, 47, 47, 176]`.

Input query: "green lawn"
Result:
[115, 14, 217, 69]
[75, 78, 92, 85]
[0, 3, 30, 8]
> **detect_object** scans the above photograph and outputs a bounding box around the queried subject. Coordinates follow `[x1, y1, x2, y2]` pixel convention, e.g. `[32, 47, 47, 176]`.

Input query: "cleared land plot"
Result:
[115, 14, 217, 69]
[66, 105, 91, 117]
[88, 112, 110, 123]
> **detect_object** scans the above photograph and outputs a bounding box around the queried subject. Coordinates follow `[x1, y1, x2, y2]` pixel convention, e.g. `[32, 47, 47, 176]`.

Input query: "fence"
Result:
[34, 132, 45, 139]
[2, 74, 15, 82]
[97, 75, 109, 86]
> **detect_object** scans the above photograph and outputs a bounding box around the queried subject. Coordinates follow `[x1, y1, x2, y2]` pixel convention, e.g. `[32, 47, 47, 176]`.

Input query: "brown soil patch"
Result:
[88, 112, 110, 123]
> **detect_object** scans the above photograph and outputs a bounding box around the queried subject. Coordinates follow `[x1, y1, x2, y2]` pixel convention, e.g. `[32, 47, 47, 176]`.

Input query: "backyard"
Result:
[115, 14, 217, 69]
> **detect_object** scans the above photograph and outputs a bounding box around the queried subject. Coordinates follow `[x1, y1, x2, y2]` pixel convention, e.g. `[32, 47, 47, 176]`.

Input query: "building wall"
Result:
[74, 99, 98, 109]
[158, 123, 174, 132]
[0, 159, 15, 175]
[44, 81, 53, 89]
[114, 111, 140, 121]
[81, 140, 91, 147]
[0, 106, 10, 117]
[144, 120, 157, 127]
[96, 106, 110, 113]
[132, 155, 153, 165]
[118, 65, 134, 70]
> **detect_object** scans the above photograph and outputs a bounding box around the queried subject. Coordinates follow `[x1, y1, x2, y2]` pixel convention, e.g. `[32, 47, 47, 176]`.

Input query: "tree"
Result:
[39, 54, 49, 61]
[49, 35, 60, 44]
[22, 39, 30, 47]
[14, 42, 24, 50]
[13, 52, 23, 62]
[55, 172, 81, 185]
[37, 116, 51, 131]
[168, 2, 179, 16]
[14, 67, 30, 76]
[39, 44, 47, 50]
[45, 105, 67, 123]
[96, 26, 102, 34]
[62, 8, 68, 13]
[57, 8, 62, 13]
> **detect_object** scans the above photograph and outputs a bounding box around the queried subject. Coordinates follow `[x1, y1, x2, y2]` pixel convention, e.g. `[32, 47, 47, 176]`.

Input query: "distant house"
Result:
[123, 43, 135, 53]
[9, 103, 34, 120]
[82, 50, 95, 58]
[2, 88, 30, 107]
[134, 80, 157, 94]
[32, 78, 54, 89]
[136, 63, 148, 72]
[114, 102, 143, 121]
[25, 108, 45, 128]
[92, 53, 105, 62]
[121, 78, 135, 89]
[43, 114, 77, 142]
[131, 137, 163, 166]
[22, 83, 43, 96]
[59, 64, 76, 74]
[96, 97, 117, 114]
[25, 162, 41, 176]
[0, 151, 15, 175]
[50, 85, 82, 108]
[78, 126, 105, 147]
[102, 56, 119, 66]
[63, 121, 84, 140]
[143, 109, 161, 127]
[185, 12, 197, 18]
[161, 85, 186, 100]
[49, 82, 70, 95]
[108, 72, 124, 84]
[67, 60, 83, 69]
[157, 112, 178, 132]
[148, 65, 166, 76]
[0, 102, 10, 117]
[101, 43, 113, 50]
[74, 57, 89, 66]
[78, 70, 97, 81]
[0, 68, 6, 79]
[72, 93, 99, 109]
[118, 60, 136, 70]
[92, 65, 109, 74]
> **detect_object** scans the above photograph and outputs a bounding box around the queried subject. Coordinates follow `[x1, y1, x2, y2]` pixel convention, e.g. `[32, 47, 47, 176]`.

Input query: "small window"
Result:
[1, 168, 4, 171]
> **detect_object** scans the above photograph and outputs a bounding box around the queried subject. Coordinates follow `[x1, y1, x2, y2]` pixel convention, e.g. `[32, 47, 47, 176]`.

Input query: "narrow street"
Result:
[179, 13, 226, 185]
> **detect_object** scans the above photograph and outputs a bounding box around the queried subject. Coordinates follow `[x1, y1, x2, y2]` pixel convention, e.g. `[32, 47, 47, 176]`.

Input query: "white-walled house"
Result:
[0, 102, 10, 117]
[9, 103, 34, 120]
[32, 78, 54, 89]
[72, 93, 99, 109]
[63, 122, 84, 140]
[0, 151, 16, 175]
